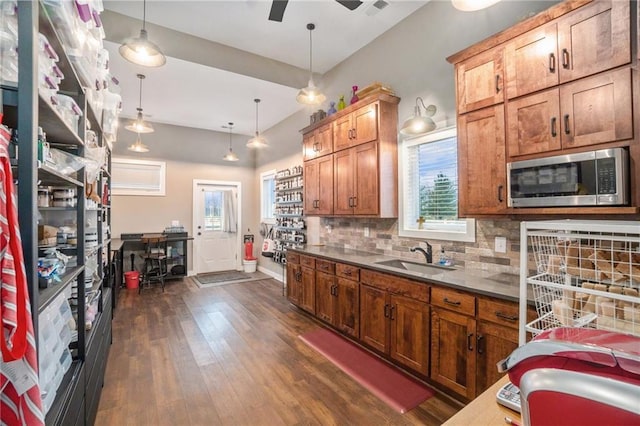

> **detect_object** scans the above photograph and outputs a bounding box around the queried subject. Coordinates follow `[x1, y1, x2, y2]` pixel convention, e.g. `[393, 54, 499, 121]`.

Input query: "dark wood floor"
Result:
[95, 277, 461, 425]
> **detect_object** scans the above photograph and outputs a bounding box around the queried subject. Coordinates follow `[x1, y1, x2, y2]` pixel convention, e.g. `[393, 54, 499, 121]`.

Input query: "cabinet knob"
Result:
[562, 48, 570, 69]
[467, 333, 474, 351]
[548, 52, 556, 72]
[495, 75, 500, 93]
[384, 304, 390, 318]
[550, 117, 557, 137]
[564, 114, 570, 135]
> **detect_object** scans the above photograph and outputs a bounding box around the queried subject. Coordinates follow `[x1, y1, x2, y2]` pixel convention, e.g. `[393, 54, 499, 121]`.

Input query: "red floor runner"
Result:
[299, 327, 434, 413]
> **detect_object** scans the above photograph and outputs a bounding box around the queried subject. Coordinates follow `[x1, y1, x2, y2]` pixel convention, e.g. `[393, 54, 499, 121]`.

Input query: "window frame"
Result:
[398, 127, 476, 243]
[111, 157, 166, 196]
[260, 169, 276, 225]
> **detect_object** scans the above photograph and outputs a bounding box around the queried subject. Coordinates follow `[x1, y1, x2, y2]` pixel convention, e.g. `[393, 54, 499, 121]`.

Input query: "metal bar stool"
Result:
[140, 234, 168, 293]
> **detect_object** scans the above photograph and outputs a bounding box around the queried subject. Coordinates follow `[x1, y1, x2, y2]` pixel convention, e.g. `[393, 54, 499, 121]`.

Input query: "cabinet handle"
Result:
[331, 284, 337, 296]
[498, 185, 504, 203]
[550, 117, 557, 137]
[495, 75, 500, 93]
[477, 334, 484, 354]
[444, 297, 461, 306]
[313, 142, 320, 152]
[564, 114, 570, 135]
[384, 304, 390, 318]
[352, 197, 357, 207]
[562, 48, 570, 69]
[348, 197, 354, 207]
[467, 333, 474, 351]
[352, 128, 357, 139]
[549, 52, 556, 72]
[344, 269, 352, 276]
[496, 311, 518, 322]
[390, 305, 395, 320]
[314, 200, 319, 209]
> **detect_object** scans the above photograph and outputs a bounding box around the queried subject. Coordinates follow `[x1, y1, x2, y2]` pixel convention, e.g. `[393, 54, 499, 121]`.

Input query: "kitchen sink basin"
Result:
[374, 259, 454, 275]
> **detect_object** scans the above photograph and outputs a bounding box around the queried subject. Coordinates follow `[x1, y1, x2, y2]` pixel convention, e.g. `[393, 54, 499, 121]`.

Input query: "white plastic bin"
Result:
[243, 259, 257, 273]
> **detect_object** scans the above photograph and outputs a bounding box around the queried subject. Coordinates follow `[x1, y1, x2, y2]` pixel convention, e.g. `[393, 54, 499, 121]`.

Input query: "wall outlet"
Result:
[495, 236, 507, 253]
[364, 226, 370, 237]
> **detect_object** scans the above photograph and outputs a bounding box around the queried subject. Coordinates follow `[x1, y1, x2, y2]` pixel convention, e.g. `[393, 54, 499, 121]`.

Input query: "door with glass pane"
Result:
[194, 182, 239, 273]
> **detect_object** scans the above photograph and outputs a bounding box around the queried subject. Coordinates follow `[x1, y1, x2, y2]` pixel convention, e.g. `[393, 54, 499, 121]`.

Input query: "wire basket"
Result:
[521, 221, 640, 339]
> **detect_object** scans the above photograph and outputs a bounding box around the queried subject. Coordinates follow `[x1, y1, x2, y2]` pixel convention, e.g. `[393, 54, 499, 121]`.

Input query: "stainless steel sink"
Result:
[374, 259, 454, 274]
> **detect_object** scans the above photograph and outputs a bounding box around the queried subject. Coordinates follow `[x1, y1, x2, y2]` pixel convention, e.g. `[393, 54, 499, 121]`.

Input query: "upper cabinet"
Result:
[301, 93, 400, 218]
[456, 48, 505, 114]
[448, 0, 639, 216]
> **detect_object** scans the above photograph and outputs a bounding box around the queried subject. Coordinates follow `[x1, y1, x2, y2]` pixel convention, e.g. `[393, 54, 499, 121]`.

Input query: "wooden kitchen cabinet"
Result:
[286, 263, 301, 305]
[317, 272, 360, 338]
[304, 155, 333, 215]
[457, 105, 507, 216]
[456, 47, 504, 114]
[299, 265, 316, 314]
[334, 141, 379, 216]
[303, 123, 333, 161]
[333, 102, 378, 151]
[315, 270, 336, 324]
[475, 321, 518, 394]
[360, 284, 389, 354]
[389, 294, 430, 375]
[508, 68, 633, 157]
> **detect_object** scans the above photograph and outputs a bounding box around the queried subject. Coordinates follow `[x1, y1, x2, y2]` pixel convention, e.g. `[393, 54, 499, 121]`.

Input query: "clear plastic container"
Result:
[50, 94, 83, 133]
[46, 148, 85, 176]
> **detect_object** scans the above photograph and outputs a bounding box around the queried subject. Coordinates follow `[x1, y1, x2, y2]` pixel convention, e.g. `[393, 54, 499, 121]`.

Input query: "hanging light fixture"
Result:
[296, 23, 326, 106]
[222, 122, 239, 162]
[119, 0, 166, 67]
[125, 74, 154, 134]
[127, 133, 149, 153]
[247, 99, 268, 148]
[452, 0, 501, 11]
[400, 97, 437, 136]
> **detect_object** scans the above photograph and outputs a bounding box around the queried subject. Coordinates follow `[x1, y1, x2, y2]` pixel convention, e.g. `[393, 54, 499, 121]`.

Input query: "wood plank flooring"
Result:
[95, 277, 461, 425]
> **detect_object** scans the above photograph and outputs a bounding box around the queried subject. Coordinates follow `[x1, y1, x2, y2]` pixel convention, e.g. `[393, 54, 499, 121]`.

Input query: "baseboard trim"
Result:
[258, 265, 284, 282]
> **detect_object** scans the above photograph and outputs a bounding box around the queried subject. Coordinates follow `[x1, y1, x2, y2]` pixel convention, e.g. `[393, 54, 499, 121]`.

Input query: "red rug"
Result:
[299, 328, 434, 413]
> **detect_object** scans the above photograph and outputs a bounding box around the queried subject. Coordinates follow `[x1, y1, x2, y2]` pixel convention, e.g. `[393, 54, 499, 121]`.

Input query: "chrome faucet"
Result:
[410, 241, 433, 264]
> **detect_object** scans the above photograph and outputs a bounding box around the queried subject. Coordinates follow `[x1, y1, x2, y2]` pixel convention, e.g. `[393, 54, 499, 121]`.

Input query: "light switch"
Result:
[495, 236, 507, 253]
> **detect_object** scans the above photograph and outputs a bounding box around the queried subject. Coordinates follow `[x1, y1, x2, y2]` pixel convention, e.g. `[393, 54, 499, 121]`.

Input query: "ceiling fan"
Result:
[268, 0, 364, 22]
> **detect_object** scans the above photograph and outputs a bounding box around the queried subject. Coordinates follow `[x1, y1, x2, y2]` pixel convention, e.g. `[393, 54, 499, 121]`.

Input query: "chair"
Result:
[139, 234, 168, 293]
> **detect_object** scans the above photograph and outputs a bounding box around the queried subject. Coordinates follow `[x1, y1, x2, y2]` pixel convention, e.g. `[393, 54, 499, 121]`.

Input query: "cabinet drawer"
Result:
[315, 259, 335, 274]
[300, 255, 316, 269]
[361, 269, 429, 303]
[478, 297, 519, 329]
[336, 263, 360, 281]
[287, 252, 300, 264]
[431, 287, 475, 316]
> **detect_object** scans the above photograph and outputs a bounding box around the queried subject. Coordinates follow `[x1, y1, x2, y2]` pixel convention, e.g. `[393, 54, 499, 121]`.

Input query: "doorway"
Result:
[193, 180, 242, 274]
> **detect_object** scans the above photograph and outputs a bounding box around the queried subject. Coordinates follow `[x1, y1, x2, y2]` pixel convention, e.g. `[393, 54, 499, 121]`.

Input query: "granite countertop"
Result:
[289, 245, 529, 304]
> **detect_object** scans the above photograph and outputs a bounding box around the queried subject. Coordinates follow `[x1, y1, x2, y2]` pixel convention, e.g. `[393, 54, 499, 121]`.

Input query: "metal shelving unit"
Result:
[273, 166, 306, 264]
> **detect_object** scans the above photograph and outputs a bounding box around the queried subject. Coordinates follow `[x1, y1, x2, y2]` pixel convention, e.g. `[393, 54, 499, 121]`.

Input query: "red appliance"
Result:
[498, 328, 640, 426]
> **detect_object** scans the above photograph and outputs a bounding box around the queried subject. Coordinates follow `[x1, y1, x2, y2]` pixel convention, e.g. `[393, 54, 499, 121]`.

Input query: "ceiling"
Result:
[102, 0, 429, 137]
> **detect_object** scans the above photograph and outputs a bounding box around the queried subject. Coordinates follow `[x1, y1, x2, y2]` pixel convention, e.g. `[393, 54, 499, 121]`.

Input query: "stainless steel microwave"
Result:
[507, 148, 629, 207]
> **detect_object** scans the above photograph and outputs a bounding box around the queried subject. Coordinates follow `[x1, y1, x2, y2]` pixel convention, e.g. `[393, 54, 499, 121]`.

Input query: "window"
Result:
[399, 127, 475, 242]
[260, 170, 276, 224]
[112, 158, 166, 196]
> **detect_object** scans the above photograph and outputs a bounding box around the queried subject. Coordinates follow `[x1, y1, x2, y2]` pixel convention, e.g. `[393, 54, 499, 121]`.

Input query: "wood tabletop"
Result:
[443, 376, 522, 426]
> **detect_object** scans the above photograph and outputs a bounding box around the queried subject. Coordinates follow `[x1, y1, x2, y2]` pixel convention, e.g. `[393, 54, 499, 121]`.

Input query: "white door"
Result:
[194, 182, 239, 273]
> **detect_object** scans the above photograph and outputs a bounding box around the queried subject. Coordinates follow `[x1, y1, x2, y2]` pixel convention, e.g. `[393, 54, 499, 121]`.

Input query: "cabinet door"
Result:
[315, 271, 336, 324]
[315, 123, 333, 157]
[458, 105, 507, 216]
[557, 0, 630, 84]
[431, 308, 476, 400]
[456, 47, 504, 114]
[389, 294, 429, 376]
[333, 149, 355, 215]
[333, 113, 353, 152]
[475, 321, 518, 395]
[303, 159, 319, 214]
[286, 264, 301, 304]
[505, 22, 559, 99]
[560, 68, 633, 149]
[353, 142, 378, 215]
[303, 132, 317, 161]
[506, 88, 561, 157]
[336, 277, 359, 338]
[359, 284, 389, 354]
[353, 103, 378, 146]
[317, 155, 334, 215]
[299, 266, 316, 314]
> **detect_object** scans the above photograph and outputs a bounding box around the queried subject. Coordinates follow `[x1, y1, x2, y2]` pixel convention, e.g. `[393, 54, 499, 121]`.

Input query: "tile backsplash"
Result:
[318, 218, 522, 275]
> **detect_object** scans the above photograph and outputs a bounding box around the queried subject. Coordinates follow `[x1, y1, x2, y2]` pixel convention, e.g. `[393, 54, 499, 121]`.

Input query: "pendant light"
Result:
[296, 23, 326, 106]
[222, 122, 239, 162]
[452, 0, 501, 11]
[127, 133, 149, 153]
[400, 97, 437, 136]
[247, 99, 268, 148]
[125, 74, 154, 134]
[119, 0, 166, 67]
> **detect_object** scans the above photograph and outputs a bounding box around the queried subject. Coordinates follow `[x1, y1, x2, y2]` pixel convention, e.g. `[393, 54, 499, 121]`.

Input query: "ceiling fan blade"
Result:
[268, 0, 289, 22]
[335, 0, 364, 11]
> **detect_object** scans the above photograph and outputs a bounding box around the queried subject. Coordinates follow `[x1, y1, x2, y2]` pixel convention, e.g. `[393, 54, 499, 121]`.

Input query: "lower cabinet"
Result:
[299, 266, 316, 314]
[316, 271, 360, 338]
[475, 320, 518, 394]
[286, 263, 301, 305]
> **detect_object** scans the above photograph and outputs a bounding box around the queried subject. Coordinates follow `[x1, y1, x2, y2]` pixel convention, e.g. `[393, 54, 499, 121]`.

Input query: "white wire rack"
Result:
[519, 220, 640, 344]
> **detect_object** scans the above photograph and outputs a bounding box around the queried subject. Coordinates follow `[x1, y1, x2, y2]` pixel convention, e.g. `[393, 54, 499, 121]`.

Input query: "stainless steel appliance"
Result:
[507, 148, 628, 207]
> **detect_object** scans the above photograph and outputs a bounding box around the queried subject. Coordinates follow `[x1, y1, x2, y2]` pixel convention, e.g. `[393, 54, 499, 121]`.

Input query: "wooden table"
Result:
[443, 376, 522, 426]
